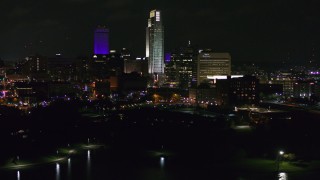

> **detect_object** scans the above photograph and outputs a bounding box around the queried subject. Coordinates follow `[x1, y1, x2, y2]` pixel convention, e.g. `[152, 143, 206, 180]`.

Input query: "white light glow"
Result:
[17, 171, 20, 180]
[68, 158, 71, 178]
[278, 172, 287, 180]
[160, 157, 165, 168]
[87, 150, 91, 178]
[56, 163, 60, 180]
[156, 11, 160, 21]
[207, 75, 244, 79]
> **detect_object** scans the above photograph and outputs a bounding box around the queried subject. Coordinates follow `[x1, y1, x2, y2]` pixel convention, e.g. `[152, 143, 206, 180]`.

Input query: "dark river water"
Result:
[1, 148, 289, 180]
[4, 106, 320, 180]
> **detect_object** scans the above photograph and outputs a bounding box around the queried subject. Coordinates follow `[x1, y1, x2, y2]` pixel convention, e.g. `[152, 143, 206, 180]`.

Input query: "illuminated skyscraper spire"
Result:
[146, 10, 164, 74]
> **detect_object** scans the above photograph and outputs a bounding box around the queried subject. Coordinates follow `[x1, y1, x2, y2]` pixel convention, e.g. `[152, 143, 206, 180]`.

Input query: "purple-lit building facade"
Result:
[165, 53, 171, 63]
[94, 27, 110, 55]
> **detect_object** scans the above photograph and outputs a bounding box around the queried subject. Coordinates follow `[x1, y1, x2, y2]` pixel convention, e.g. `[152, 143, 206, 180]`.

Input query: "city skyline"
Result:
[1, 0, 320, 64]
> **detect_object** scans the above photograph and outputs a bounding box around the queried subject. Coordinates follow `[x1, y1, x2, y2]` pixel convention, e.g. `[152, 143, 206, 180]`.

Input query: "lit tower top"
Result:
[94, 26, 110, 55]
[146, 9, 164, 74]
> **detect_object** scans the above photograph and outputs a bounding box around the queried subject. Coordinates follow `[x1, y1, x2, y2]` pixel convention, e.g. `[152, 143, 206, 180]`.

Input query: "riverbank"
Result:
[1, 142, 106, 171]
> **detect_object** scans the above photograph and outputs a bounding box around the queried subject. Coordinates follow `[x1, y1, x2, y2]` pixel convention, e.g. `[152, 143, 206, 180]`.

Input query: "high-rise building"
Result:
[216, 76, 259, 105]
[197, 50, 231, 86]
[47, 54, 77, 82]
[164, 41, 197, 89]
[124, 58, 148, 75]
[293, 80, 315, 99]
[269, 72, 295, 98]
[94, 26, 110, 55]
[17, 55, 48, 75]
[146, 10, 164, 76]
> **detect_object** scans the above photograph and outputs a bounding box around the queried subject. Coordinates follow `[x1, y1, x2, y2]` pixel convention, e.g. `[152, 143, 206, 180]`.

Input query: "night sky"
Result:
[1, 0, 320, 64]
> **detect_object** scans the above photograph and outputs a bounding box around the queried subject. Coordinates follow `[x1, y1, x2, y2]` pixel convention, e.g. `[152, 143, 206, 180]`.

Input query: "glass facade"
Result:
[146, 10, 164, 74]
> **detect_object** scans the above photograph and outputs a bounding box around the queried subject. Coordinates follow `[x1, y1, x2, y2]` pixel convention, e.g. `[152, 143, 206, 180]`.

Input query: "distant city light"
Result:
[165, 53, 171, 62]
[207, 75, 244, 79]
[310, 71, 320, 75]
[279, 151, 284, 155]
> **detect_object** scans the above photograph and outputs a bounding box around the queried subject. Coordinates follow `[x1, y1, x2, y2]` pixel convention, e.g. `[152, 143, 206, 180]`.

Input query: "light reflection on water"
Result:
[56, 163, 60, 180]
[278, 172, 287, 180]
[68, 158, 71, 179]
[4, 150, 295, 180]
[160, 157, 165, 168]
[17, 170, 20, 180]
[88, 150, 91, 159]
[87, 150, 91, 179]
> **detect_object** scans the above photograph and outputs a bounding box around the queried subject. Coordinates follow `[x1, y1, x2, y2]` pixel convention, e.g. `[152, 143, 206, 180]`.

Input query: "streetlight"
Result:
[277, 150, 284, 172]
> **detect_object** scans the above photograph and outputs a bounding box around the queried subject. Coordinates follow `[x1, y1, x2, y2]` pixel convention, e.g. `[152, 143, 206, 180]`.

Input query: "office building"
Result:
[164, 41, 197, 89]
[124, 58, 148, 75]
[146, 10, 164, 76]
[293, 80, 315, 99]
[197, 50, 231, 86]
[94, 26, 110, 55]
[216, 76, 259, 106]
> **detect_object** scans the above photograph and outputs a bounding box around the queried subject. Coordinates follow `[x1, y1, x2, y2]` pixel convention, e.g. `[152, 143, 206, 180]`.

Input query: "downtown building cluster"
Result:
[1, 9, 320, 110]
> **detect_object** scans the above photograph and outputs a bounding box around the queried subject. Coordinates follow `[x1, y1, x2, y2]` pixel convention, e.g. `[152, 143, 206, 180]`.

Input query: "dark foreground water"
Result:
[0, 148, 290, 180]
[3, 146, 320, 179]
[3, 106, 320, 180]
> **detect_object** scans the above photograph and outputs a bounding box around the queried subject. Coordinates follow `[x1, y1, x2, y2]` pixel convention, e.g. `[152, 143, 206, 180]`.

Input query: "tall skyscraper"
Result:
[146, 10, 164, 76]
[94, 26, 110, 55]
